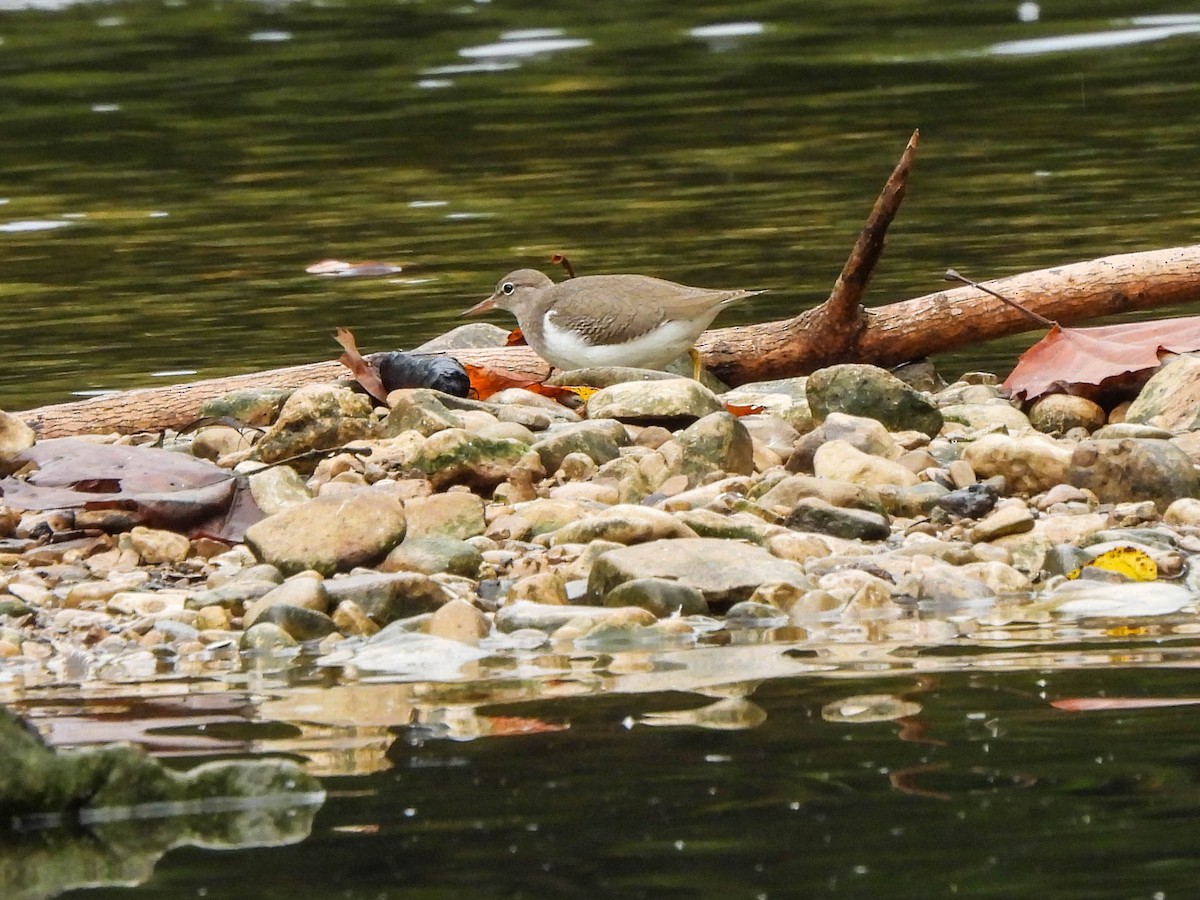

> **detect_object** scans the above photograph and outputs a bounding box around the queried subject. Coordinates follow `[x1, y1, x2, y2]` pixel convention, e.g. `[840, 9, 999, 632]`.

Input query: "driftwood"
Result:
[18, 130, 1200, 438]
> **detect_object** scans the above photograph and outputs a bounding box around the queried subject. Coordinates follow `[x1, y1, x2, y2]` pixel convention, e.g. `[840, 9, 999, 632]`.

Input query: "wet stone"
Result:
[240, 621, 299, 652]
[588, 537, 810, 610]
[380, 536, 483, 578]
[252, 604, 338, 641]
[1068, 439, 1199, 511]
[323, 572, 452, 626]
[936, 482, 1000, 519]
[1028, 393, 1106, 434]
[970, 503, 1036, 542]
[426, 597, 489, 645]
[246, 464, 312, 515]
[243, 576, 329, 628]
[785, 498, 891, 542]
[812, 440, 919, 488]
[601, 577, 708, 617]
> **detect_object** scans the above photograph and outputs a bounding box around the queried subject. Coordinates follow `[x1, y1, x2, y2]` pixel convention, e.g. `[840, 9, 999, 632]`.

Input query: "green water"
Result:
[2, 0, 1199, 408]
[5, 0, 1200, 896]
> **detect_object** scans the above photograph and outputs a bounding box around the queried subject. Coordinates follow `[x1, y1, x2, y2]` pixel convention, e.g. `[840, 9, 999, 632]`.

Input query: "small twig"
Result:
[550, 253, 576, 279]
[247, 445, 373, 472]
[944, 268, 1058, 328]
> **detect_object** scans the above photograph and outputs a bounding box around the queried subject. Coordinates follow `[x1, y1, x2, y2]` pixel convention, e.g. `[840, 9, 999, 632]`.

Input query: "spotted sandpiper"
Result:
[461, 268, 763, 377]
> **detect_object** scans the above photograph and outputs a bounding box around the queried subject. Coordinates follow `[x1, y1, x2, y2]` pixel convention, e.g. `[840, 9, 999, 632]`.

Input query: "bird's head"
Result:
[461, 269, 554, 317]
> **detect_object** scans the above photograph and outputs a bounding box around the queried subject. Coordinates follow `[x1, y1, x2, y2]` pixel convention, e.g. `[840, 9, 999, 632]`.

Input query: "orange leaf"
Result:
[1002, 316, 1200, 401]
[463, 363, 584, 405]
[724, 402, 767, 417]
[333, 327, 390, 405]
[464, 363, 543, 400]
[505, 327, 527, 347]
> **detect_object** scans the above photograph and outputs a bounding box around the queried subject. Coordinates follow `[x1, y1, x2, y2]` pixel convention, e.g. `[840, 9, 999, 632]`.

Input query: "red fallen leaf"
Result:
[505, 327, 528, 347]
[724, 402, 767, 417]
[334, 326, 390, 405]
[306, 259, 403, 277]
[0, 438, 238, 531]
[1051, 697, 1200, 712]
[1002, 316, 1200, 402]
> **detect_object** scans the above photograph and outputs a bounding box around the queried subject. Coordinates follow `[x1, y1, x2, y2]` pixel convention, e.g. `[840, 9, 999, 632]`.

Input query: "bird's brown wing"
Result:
[547, 275, 758, 346]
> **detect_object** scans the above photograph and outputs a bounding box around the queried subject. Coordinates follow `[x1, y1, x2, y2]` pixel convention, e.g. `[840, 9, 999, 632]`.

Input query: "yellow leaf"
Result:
[1067, 546, 1158, 582]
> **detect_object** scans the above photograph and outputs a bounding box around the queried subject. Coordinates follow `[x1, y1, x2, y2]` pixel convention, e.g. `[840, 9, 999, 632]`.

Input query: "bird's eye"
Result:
[501, 282, 516, 296]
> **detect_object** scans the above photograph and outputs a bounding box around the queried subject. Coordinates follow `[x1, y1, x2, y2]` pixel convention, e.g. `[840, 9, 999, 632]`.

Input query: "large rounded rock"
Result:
[0, 410, 36, 475]
[789, 412, 899, 473]
[756, 473, 885, 514]
[784, 498, 891, 541]
[410, 429, 530, 491]
[253, 384, 375, 464]
[1028, 394, 1106, 434]
[812, 440, 919, 489]
[961, 433, 1072, 495]
[677, 411, 754, 480]
[601, 577, 708, 617]
[531, 422, 625, 473]
[322, 571, 452, 625]
[939, 402, 1032, 433]
[543, 504, 698, 546]
[380, 536, 482, 577]
[403, 491, 486, 540]
[1068, 439, 1199, 511]
[585, 379, 723, 422]
[806, 364, 943, 438]
[1124, 354, 1200, 432]
[381, 388, 465, 437]
[588, 537, 810, 610]
[244, 490, 406, 575]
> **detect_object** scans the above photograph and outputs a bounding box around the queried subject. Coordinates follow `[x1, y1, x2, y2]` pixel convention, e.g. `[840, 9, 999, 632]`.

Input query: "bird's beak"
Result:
[460, 293, 498, 317]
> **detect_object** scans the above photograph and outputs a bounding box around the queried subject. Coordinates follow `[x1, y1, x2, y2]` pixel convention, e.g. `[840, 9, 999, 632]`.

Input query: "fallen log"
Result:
[16, 126, 1200, 438]
[20, 242, 1200, 438]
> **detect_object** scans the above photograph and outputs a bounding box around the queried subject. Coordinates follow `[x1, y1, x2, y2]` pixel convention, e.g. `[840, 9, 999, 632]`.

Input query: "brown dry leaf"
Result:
[334, 326, 390, 405]
[0, 438, 239, 531]
[1002, 317, 1200, 401]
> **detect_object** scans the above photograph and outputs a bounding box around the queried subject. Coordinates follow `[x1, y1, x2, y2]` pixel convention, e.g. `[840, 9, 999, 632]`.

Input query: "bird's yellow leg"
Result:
[689, 348, 703, 381]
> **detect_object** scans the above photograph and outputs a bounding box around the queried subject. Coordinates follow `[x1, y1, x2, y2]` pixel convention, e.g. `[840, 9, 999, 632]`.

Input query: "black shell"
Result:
[369, 352, 471, 398]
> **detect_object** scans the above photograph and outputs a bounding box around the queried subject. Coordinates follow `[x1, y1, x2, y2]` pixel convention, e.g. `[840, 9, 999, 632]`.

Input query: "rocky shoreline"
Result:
[4, 344, 1200, 691]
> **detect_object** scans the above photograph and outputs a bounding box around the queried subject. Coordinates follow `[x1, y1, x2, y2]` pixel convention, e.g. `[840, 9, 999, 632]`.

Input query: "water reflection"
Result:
[991, 22, 1200, 55]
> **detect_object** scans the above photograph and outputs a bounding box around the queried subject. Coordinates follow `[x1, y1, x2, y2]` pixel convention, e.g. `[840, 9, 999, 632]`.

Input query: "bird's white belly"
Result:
[539, 315, 704, 370]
